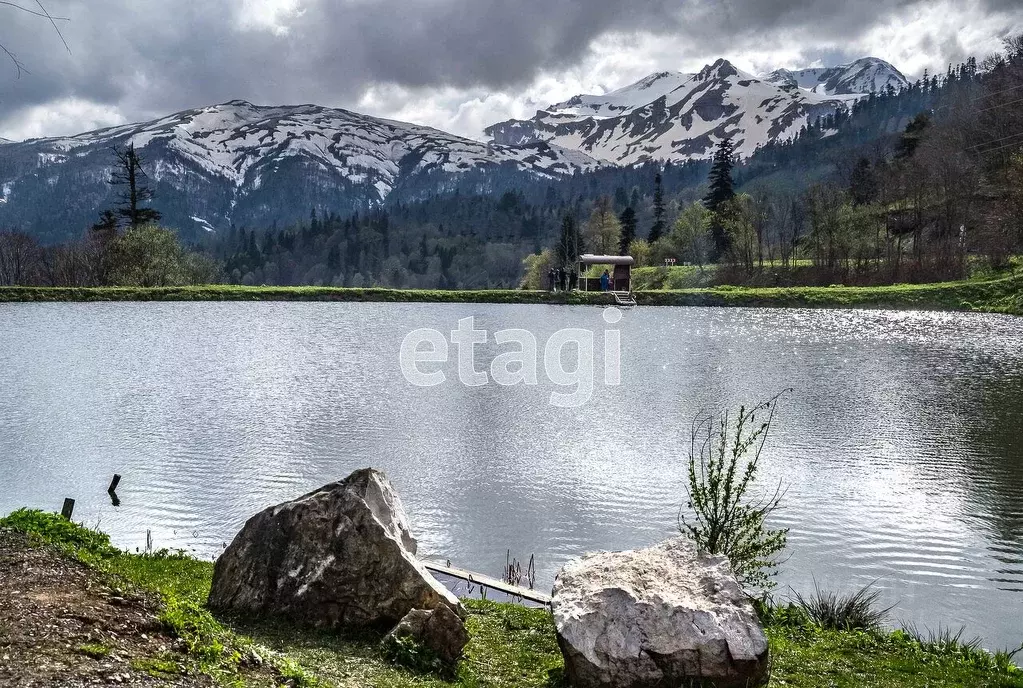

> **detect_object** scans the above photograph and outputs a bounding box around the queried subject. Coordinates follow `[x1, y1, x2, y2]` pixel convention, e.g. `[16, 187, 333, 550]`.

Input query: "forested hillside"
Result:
[1, 38, 1021, 289]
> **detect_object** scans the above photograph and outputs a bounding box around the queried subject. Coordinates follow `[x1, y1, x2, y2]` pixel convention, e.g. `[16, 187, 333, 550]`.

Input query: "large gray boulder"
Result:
[552, 538, 768, 688]
[207, 468, 462, 628]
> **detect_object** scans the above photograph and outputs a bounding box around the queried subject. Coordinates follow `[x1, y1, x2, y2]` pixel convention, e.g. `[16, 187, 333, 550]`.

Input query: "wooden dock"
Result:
[422, 561, 552, 606]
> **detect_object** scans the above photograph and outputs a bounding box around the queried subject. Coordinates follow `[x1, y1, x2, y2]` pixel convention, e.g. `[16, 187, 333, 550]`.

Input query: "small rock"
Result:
[383, 605, 469, 666]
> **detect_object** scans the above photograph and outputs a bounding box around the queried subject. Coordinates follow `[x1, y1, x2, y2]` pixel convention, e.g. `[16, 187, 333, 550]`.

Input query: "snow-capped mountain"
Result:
[548, 71, 696, 120]
[763, 57, 908, 96]
[0, 100, 602, 240]
[486, 57, 908, 164]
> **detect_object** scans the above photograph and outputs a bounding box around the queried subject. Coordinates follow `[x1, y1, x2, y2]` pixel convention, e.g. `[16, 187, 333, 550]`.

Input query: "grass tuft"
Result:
[792, 581, 895, 631]
[77, 643, 112, 659]
[902, 623, 983, 655]
[130, 656, 181, 675]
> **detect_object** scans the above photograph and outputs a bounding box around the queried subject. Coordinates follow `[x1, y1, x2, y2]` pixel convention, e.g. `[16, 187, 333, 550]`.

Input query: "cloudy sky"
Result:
[1, 0, 1020, 141]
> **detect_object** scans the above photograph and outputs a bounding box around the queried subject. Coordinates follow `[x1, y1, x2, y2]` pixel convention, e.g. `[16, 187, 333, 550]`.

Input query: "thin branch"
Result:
[0, 42, 28, 78]
[33, 0, 71, 54]
[0, 0, 69, 20]
[2, 0, 71, 76]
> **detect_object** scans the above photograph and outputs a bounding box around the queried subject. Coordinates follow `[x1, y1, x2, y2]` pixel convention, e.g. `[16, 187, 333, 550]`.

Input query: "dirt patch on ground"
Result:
[0, 529, 209, 688]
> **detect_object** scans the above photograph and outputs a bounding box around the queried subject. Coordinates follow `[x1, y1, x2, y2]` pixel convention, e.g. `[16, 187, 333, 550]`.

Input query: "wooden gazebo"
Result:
[577, 254, 635, 299]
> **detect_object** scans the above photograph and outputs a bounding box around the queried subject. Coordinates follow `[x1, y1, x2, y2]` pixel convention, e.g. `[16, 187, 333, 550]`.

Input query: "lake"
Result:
[1, 302, 1021, 651]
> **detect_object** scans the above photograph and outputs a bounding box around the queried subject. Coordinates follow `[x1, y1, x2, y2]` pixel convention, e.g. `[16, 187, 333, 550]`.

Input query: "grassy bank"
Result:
[0, 284, 609, 305]
[1, 509, 1020, 688]
[634, 275, 1023, 315]
[0, 275, 1020, 314]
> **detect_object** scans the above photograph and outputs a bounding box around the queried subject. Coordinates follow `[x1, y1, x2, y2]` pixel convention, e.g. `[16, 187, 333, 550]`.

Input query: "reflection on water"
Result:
[0, 303, 1021, 651]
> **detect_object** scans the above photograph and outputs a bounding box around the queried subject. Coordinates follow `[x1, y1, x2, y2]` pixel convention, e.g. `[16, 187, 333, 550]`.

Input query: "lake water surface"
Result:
[1, 302, 1021, 651]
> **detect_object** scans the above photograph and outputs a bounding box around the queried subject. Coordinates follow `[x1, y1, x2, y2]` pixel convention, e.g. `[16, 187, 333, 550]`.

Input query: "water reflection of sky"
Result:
[1, 302, 1021, 651]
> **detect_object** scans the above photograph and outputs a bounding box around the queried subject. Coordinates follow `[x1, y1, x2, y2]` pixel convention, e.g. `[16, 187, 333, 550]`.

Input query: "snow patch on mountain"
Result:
[0, 100, 604, 237]
[762, 57, 908, 96]
[485, 57, 908, 165]
[485, 57, 881, 164]
[22, 100, 604, 192]
[190, 216, 216, 232]
[549, 71, 696, 120]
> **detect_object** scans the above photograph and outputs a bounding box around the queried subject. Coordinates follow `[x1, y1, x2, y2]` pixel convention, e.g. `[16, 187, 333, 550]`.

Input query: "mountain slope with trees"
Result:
[1, 40, 1021, 293]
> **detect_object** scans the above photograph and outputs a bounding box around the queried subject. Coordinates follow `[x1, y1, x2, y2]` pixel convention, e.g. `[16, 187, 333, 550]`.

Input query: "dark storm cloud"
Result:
[0, 0, 1019, 134]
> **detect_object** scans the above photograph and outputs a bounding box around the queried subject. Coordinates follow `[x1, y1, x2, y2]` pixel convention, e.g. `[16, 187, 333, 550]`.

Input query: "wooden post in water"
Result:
[60, 498, 75, 520]
[107, 474, 121, 493]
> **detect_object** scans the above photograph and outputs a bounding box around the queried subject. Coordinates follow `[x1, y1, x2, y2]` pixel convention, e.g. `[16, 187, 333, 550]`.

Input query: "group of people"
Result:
[547, 266, 614, 292]
[547, 266, 577, 292]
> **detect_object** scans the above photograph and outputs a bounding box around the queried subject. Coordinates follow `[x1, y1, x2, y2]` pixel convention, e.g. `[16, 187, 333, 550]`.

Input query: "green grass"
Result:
[1, 508, 1020, 687]
[636, 275, 1023, 315]
[1, 275, 1020, 314]
[0, 284, 614, 306]
[77, 643, 112, 659]
[768, 626, 1023, 688]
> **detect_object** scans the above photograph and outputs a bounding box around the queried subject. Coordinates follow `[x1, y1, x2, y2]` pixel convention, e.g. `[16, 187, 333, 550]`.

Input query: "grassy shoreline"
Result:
[1, 509, 1020, 687]
[0, 275, 1021, 314]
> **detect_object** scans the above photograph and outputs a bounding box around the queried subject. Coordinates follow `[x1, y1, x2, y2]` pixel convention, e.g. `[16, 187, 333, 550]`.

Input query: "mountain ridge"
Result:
[0, 100, 603, 240]
[0, 56, 909, 242]
[485, 56, 908, 164]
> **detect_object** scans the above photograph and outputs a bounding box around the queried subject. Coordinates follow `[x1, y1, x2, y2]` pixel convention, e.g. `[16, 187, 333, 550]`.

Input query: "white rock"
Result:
[552, 537, 768, 688]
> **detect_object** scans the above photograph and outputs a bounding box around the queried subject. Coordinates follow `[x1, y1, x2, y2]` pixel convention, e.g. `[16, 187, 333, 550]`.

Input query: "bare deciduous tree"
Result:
[0, 230, 42, 285]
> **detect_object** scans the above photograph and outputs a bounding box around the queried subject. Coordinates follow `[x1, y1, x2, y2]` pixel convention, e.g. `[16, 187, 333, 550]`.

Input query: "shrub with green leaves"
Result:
[678, 394, 789, 592]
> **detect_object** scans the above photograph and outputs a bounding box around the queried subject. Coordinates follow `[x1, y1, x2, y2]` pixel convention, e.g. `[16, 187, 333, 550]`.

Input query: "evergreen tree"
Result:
[704, 138, 736, 258]
[896, 113, 931, 159]
[704, 138, 736, 211]
[849, 158, 878, 205]
[555, 212, 579, 269]
[618, 207, 637, 254]
[109, 143, 161, 228]
[649, 172, 666, 241]
[327, 244, 341, 272]
[614, 186, 629, 209]
[91, 210, 119, 236]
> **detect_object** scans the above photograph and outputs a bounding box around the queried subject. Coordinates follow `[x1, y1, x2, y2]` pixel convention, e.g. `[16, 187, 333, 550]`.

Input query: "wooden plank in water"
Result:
[422, 561, 552, 606]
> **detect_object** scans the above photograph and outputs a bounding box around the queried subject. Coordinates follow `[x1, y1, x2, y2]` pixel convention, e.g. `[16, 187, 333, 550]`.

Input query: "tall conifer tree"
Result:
[618, 207, 637, 254]
[650, 172, 666, 242]
[704, 138, 736, 258]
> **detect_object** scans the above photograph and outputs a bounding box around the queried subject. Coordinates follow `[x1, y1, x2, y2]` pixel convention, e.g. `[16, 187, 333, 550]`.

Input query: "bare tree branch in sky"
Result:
[1, 0, 70, 77]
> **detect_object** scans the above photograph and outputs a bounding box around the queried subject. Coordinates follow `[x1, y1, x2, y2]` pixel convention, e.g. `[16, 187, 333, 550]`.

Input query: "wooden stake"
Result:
[60, 498, 75, 520]
[108, 474, 121, 493]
